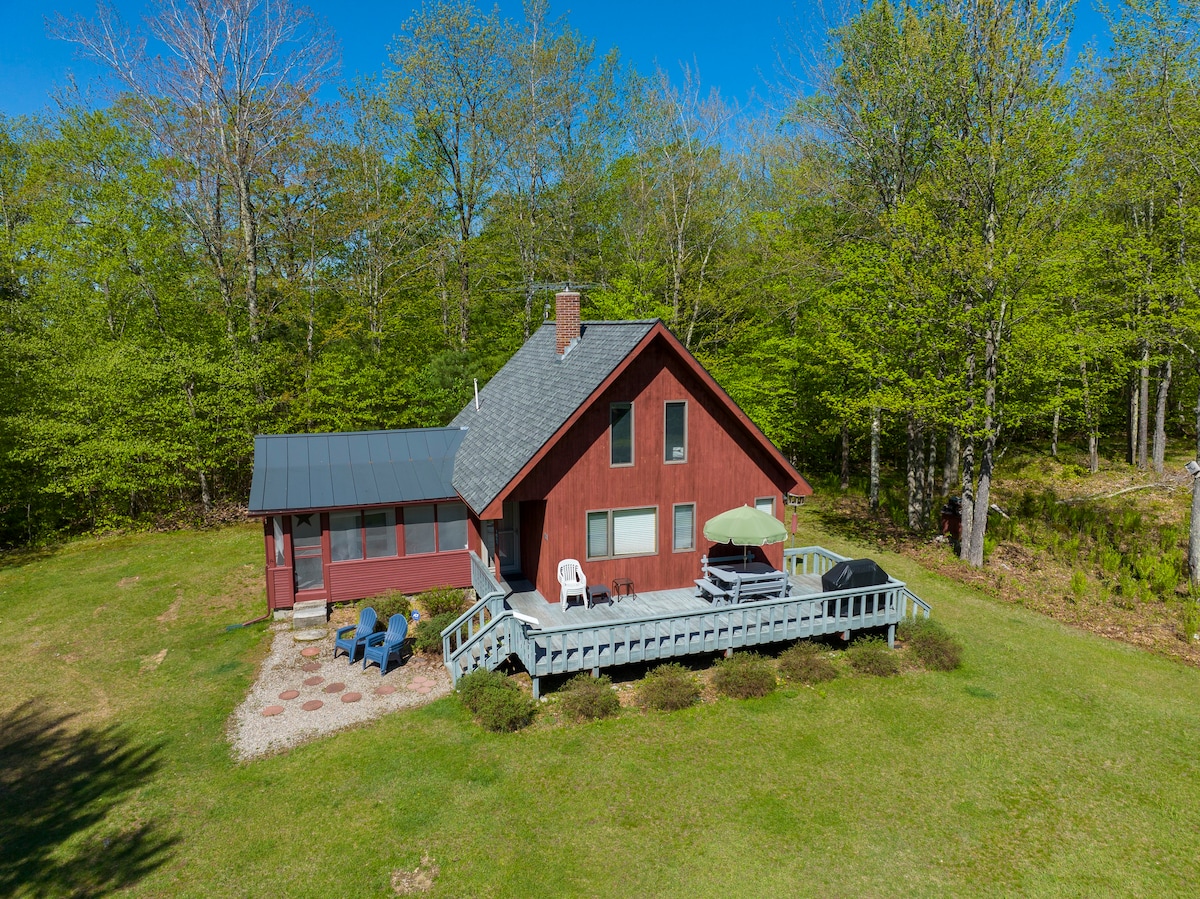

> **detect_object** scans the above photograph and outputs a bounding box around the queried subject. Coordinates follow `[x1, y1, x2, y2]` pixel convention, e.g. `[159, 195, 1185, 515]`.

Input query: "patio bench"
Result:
[695, 578, 732, 603]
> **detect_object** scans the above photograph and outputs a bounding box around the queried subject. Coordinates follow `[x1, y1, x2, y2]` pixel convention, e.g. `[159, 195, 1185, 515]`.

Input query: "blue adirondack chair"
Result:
[362, 613, 409, 675]
[334, 607, 377, 663]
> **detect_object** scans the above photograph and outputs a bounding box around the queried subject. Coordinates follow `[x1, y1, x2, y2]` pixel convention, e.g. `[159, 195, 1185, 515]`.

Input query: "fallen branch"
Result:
[1057, 483, 1177, 505]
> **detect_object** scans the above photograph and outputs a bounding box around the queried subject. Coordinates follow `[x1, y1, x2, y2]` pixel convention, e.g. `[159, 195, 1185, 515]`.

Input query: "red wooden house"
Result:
[249, 291, 811, 612]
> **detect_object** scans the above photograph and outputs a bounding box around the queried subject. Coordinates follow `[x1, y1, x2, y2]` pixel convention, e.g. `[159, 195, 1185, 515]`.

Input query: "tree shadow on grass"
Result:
[0, 700, 177, 897]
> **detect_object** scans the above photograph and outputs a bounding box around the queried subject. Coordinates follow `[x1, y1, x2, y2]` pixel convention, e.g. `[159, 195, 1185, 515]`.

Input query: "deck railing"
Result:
[444, 552, 509, 672]
[783, 545, 849, 577]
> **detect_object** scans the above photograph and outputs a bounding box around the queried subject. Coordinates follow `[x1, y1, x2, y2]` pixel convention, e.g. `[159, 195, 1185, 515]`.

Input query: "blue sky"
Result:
[1, 1, 1113, 119]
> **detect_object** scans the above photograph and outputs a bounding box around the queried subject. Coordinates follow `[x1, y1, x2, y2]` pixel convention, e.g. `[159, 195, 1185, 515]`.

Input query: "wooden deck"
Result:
[443, 547, 931, 696]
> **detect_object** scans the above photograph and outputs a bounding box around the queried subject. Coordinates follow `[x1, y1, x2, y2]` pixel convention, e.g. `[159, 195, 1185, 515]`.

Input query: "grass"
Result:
[2, 521, 1200, 896]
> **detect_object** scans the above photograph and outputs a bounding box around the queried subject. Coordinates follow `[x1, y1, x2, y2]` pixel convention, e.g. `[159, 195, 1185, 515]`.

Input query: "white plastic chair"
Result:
[557, 558, 588, 608]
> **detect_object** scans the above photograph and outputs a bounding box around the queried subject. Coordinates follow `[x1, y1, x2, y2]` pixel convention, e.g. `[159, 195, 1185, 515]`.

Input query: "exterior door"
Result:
[498, 501, 521, 576]
[291, 513, 326, 597]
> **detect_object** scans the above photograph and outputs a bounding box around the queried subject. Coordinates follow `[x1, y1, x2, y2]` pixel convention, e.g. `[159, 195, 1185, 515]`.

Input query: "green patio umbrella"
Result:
[703, 505, 787, 562]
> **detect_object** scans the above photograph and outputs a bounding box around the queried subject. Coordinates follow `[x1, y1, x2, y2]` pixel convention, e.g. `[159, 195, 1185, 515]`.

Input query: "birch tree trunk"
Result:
[869, 406, 881, 512]
[943, 428, 959, 497]
[840, 422, 851, 491]
[1152, 358, 1171, 474]
[1138, 344, 1150, 468]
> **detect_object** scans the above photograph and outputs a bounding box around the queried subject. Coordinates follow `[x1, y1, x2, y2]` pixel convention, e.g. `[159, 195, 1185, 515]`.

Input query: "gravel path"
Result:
[229, 623, 451, 761]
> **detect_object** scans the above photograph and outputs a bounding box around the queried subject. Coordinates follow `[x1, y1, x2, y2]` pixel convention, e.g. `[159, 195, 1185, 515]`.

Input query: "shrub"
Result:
[847, 636, 900, 676]
[413, 611, 460, 656]
[712, 653, 777, 699]
[1098, 546, 1122, 574]
[558, 674, 621, 721]
[457, 669, 537, 732]
[1070, 570, 1087, 602]
[418, 586, 468, 618]
[778, 641, 839, 684]
[363, 590, 411, 629]
[636, 663, 701, 711]
[899, 617, 963, 672]
[1181, 599, 1200, 643]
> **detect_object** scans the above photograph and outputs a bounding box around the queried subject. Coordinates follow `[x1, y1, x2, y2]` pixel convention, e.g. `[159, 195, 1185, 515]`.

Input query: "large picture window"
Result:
[610, 402, 633, 466]
[664, 402, 687, 462]
[586, 507, 657, 559]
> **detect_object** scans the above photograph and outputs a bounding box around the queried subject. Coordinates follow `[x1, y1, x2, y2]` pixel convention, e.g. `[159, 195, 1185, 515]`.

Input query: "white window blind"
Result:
[587, 511, 609, 558]
[755, 496, 776, 516]
[613, 508, 656, 555]
[673, 504, 695, 551]
[272, 516, 285, 566]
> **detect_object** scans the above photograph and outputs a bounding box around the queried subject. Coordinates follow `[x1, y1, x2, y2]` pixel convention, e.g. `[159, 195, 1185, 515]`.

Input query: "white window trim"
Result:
[664, 401, 688, 464]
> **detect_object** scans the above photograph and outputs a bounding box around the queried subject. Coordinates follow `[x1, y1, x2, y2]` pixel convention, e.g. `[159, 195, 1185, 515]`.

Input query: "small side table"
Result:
[586, 585, 611, 608]
[612, 577, 635, 601]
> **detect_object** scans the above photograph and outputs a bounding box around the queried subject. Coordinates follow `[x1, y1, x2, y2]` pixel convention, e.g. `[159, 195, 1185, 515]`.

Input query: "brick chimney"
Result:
[555, 290, 581, 355]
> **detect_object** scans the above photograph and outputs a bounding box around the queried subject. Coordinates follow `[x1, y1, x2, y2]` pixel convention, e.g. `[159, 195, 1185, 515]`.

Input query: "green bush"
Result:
[361, 590, 410, 629]
[413, 610, 460, 656]
[636, 663, 701, 711]
[899, 617, 963, 671]
[1070, 570, 1087, 602]
[1181, 599, 1200, 643]
[558, 674, 621, 721]
[847, 636, 900, 676]
[1098, 546, 1122, 574]
[711, 653, 777, 699]
[419, 586, 468, 618]
[457, 669, 537, 732]
[778, 641, 839, 684]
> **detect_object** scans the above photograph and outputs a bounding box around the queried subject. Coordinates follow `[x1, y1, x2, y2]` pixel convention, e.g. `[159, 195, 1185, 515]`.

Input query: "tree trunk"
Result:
[869, 406, 881, 513]
[1051, 380, 1060, 458]
[1152, 357, 1171, 475]
[1191, 378, 1200, 589]
[236, 174, 260, 345]
[840, 422, 850, 491]
[966, 323, 999, 567]
[925, 429, 937, 517]
[1081, 358, 1098, 473]
[960, 346, 976, 562]
[906, 413, 924, 531]
[1129, 378, 1138, 465]
[1138, 344, 1150, 469]
[943, 428, 959, 498]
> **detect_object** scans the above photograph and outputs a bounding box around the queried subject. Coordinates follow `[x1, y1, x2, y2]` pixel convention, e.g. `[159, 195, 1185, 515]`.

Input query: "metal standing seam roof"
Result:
[248, 427, 466, 514]
[449, 320, 657, 515]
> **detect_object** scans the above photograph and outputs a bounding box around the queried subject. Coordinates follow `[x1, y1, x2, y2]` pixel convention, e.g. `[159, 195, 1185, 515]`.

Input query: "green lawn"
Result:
[2, 518, 1198, 897]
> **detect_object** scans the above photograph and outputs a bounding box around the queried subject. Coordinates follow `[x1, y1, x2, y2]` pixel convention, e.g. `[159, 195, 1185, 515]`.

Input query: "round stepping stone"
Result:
[261, 705, 285, 717]
[374, 685, 397, 696]
[414, 685, 431, 694]
[303, 676, 324, 687]
[278, 690, 300, 701]
[301, 700, 323, 711]
[294, 628, 326, 642]
[340, 692, 362, 703]
[323, 682, 346, 694]
[301, 661, 320, 672]
[300, 646, 320, 657]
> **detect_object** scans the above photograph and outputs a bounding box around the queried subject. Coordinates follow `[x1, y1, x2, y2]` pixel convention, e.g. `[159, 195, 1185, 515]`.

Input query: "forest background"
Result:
[2, 0, 1200, 576]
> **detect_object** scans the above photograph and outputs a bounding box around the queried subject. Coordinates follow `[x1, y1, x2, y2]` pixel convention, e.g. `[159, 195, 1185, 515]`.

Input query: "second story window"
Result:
[664, 401, 687, 462]
[611, 402, 633, 466]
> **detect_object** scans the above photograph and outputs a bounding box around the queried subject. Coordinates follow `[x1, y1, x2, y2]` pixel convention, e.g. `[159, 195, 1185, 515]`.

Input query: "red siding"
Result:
[267, 567, 295, 610]
[326, 551, 472, 603]
[511, 337, 796, 603]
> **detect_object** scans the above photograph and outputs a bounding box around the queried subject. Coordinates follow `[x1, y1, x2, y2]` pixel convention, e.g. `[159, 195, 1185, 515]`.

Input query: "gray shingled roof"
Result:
[248, 428, 465, 514]
[450, 321, 656, 515]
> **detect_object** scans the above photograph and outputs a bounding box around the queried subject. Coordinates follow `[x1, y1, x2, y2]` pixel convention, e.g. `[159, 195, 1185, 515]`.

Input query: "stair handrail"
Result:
[900, 586, 932, 619]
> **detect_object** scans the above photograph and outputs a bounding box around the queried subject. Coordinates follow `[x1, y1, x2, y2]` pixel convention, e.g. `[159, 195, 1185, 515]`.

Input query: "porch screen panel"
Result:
[330, 511, 363, 561]
[436, 503, 468, 551]
[587, 512, 609, 559]
[272, 516, 285, 566]
[673, 504, 695, 551]
[363, 508, 396, 558]
[291, 514, 323, 590]
[405, 505, 436, 554]
[613, 508, 656, 555]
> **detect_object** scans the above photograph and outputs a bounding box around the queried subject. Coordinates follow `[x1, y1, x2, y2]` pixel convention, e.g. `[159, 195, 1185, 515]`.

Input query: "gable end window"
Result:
[610, 402, 634, 466]
[664, 402, 687, 462]
[755, 496, 776, 517]
[673, 503, 695, 552]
